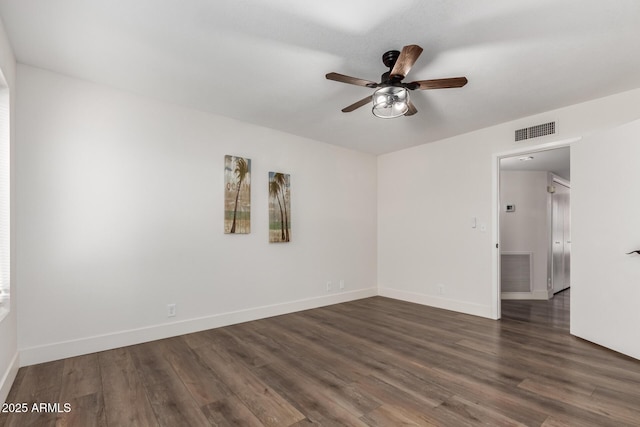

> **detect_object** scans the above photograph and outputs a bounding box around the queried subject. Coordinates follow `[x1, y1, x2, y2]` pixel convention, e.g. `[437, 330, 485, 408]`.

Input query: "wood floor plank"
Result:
[203, 326, 371, 425]
[129, 341, 212, 427]
[56, 353, 106, 427]
[424, 363, 622, 427]
[194, 343, 305, 427]
[55, 392, 105, 427]
[59, 354, 102, 399]
[590, 384, 640, 411]
[252, 362, 371, 426]
[237, 316, 370, 383]
[519, 377, 640, 425]
[200, 396, 264, 427]
[354, 374, 456, 426]
[161, 336, 230, 406]
[98, 347, 159, 427]
[228, 323, 381, 418]
[192, 327, 274, 369]
[277, 312, 452, 407]
[435, 395, 528, 427]
[360, 403, 434, 426]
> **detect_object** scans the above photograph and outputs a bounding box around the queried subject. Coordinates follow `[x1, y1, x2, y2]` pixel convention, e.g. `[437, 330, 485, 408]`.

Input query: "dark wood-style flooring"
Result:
[2, 290, 640, 426]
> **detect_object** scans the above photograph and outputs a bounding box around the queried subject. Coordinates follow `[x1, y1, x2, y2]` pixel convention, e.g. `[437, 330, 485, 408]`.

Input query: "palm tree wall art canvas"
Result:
[268, 172, 290, 243]
[224, 155, 251, 234]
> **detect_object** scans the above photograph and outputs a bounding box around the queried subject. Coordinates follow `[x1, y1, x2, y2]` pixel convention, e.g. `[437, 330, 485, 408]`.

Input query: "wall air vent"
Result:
[501, 253, 532, 293]
[515, 121, 555, 142]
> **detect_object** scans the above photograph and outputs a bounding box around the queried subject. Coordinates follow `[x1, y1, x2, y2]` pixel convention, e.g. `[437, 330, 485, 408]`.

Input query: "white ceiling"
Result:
[500, 147, 570, 180]
[1, 0, 640, 154]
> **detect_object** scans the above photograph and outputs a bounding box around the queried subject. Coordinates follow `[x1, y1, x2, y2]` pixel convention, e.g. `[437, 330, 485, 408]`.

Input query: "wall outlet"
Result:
[167, 303, 176, 317]
[326, 281, 332, 292]
[437, 284, 445, 295]
[339, 279, 345, 290]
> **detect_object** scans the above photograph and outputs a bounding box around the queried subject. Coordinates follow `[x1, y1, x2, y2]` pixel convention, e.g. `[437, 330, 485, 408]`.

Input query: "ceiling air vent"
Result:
[515, 121, 555, 142]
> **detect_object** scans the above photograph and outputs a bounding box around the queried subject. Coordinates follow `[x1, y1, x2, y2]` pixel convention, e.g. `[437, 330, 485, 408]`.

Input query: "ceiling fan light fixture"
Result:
[372, 86, 409, 118]
[326, 44, 467, 116]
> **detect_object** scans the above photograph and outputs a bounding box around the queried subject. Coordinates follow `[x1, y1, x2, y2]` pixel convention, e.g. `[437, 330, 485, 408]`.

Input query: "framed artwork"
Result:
[224, 155, 251, 234]
[268, 172, 290, 243]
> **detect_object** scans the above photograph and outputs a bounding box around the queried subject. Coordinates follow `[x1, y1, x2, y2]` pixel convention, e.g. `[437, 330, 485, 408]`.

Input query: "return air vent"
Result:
[515, 121, 555, 142]
[501, 253, 532, 292]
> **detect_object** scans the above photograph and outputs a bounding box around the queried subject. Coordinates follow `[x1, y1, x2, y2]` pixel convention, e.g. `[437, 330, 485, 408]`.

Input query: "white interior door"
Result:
[572, 119, 640, 359]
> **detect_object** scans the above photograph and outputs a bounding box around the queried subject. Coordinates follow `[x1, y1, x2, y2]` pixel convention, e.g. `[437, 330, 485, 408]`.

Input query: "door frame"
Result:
[491, 137, 580, 320]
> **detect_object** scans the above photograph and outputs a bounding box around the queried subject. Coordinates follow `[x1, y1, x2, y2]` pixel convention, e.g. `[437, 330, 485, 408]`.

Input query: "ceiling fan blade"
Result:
[326, 72, 378, 88]
[342, 95, 373, 113]
[411, 77, 468, 90]
[390, 45, 423, 79]
[405, 100, 418, 116]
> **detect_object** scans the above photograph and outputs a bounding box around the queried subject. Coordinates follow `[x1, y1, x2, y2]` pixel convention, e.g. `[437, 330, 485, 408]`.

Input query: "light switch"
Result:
[471, 217, 477, 229]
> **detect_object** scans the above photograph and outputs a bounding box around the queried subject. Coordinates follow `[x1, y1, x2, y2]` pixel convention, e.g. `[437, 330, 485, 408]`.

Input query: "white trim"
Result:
[19, 288, 377, 366]
[491, 152, 501, 319]
[492, 137, 581, 320]
[0, 351, 18, 404]
[378, 287, 492, 319]
[494, 137, 581, 159]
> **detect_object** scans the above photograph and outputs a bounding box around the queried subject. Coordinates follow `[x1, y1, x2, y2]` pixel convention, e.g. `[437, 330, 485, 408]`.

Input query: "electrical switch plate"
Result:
[167, 303, 176, 317]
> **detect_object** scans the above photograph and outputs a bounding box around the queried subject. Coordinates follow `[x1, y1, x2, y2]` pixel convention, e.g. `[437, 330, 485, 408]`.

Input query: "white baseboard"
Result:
[19, 288, 377, 366]
[378, 287, 493, 319]
[0, 352, 19, 404]
[501, 290, 551, 300]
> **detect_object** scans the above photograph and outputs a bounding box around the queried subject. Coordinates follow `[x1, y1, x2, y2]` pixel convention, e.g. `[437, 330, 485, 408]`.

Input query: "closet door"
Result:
[552, 183, 570, 293]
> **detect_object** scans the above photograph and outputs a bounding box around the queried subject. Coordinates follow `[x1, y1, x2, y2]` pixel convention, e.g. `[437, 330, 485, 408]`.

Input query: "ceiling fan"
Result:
[326, 45, 467, 118]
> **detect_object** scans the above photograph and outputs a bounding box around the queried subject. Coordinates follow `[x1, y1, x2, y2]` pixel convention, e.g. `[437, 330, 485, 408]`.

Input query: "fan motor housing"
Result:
[381, 71, 405, 86]
[382, 50, 400, 69]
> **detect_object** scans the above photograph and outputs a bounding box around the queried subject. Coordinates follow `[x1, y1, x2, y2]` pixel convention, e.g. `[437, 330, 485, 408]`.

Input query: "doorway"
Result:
[493, 141, 574, 320]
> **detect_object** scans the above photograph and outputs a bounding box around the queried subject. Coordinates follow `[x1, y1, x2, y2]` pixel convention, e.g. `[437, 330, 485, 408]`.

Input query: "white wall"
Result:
[572, 119, 640, 359]
[499, 171, 550, 299]
[15, 65, 378, 365]
[378, 87, 640, 319]
[0, 16, 17, 404]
